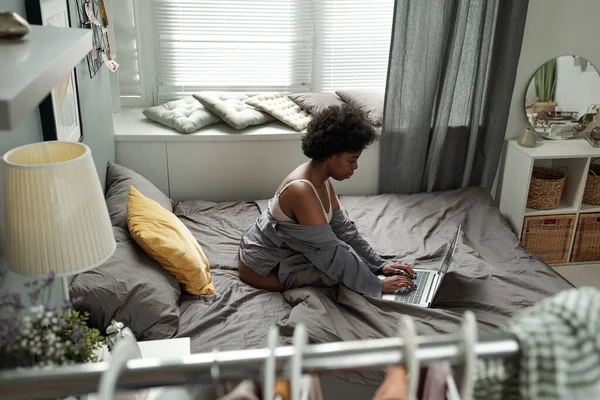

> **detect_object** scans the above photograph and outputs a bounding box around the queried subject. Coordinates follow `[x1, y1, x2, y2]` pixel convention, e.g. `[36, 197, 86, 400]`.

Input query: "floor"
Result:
[552, 264, 600, 288]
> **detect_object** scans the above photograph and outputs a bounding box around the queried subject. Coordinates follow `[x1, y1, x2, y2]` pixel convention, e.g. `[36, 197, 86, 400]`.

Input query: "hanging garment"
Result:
[474, 287, 600, 400]
[300, 375, 323, 400]
[216, 380, 259, 400]
[422, 363, 453, 400]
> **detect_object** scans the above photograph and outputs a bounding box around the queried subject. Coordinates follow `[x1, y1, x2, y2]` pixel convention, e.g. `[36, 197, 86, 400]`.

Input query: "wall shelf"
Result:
[0, 25, 92, 130]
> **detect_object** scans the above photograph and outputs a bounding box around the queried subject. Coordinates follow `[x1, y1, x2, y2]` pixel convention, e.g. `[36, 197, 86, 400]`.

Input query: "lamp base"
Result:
[62, 276, 70, 302]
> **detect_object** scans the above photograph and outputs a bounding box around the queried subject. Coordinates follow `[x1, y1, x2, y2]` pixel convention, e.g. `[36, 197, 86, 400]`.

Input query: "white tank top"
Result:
[269, 179, 333, 224]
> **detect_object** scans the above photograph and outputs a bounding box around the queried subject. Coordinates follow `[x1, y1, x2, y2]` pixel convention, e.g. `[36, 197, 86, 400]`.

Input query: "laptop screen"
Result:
[438, 225, 461, 275]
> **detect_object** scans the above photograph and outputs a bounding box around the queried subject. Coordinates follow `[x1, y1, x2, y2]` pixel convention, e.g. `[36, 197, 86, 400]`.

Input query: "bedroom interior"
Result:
[1, 0, 600, 400]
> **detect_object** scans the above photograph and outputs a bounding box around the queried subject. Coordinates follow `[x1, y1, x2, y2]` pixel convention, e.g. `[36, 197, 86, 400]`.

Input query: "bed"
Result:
[71, 163, 573, 397]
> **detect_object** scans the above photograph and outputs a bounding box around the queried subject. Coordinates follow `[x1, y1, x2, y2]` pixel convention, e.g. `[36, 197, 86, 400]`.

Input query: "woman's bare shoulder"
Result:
[276, 164, 309, 193]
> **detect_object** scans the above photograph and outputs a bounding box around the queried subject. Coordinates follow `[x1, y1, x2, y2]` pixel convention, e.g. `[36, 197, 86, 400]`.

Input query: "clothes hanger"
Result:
[290, 323, 308, 400]
[211, 348, 226, 398]
[263, 326, 280, 400]
[460, 311, 477, 400]
[398, 315, 419, 400]
[445, 311, 478, 400]
[97, 334, 141, 400]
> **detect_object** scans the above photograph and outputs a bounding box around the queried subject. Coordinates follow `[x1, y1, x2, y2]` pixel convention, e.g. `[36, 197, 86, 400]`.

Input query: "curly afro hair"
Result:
[301, 105, 378, 161]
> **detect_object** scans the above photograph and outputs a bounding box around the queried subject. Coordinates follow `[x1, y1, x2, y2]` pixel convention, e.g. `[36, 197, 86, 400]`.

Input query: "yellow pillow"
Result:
[127, 186, 215, 296]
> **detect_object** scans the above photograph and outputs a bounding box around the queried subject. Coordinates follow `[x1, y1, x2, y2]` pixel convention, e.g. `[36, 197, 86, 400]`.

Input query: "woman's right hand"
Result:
[381, 275, 416, 294]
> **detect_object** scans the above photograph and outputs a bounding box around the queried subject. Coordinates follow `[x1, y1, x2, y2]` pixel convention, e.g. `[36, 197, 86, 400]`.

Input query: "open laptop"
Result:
[379, 225, 461, 307]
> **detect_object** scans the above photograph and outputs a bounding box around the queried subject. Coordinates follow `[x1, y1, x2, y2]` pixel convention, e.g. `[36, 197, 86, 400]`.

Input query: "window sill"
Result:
[113, 107, 307, 142]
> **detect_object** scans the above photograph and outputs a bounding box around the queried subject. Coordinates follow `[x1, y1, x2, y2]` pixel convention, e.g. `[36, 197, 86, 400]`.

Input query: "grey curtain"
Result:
[379, 0, 529, 194]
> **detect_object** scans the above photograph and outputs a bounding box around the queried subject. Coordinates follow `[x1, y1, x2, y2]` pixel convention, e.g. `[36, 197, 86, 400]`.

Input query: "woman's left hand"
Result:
[382, 262, 415, 278]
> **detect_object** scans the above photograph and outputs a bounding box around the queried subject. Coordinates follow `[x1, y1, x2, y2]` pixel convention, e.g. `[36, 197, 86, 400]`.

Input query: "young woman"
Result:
[238, 105, 416, 298]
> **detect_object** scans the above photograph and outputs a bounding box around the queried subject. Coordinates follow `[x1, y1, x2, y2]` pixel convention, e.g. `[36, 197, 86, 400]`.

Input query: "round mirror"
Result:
[525, 55, 600, 140]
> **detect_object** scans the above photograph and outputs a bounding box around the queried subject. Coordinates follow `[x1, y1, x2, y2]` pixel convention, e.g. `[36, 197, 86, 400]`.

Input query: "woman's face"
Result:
[326, 151, 362, 181]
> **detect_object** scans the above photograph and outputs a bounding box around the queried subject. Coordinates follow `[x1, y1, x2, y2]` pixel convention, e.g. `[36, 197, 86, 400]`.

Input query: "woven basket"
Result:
[521, 215, 575, 264]
[526, 167, 566, 210]
[583, 161, 600, 205]
[571, 213, 600, 262]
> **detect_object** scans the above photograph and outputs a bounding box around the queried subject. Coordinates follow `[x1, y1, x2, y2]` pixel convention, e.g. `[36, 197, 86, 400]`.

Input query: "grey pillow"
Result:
[193, 91, 274, 130]
[142, 97, 221, 134]
[105, 161, 173, 230]
[336, 90, 384, 126]
[70, 227, 181, 340]
[288, 92, 346, 116]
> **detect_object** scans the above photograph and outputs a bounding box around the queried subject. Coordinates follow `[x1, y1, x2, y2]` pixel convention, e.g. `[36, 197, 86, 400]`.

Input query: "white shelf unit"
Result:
[0, 25, 92, 130]
[499, 139, 600, 265]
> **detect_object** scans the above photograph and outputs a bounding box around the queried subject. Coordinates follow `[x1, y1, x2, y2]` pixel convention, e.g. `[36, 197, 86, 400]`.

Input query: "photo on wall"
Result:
[25, 0, 83, 143]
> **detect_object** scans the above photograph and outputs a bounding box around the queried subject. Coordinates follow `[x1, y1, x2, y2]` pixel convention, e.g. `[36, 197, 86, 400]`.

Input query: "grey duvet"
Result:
[173, 187, 572, 385]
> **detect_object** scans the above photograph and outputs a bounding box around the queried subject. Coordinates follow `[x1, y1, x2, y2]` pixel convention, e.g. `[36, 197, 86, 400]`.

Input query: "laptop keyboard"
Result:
[395, 271, 431, 303]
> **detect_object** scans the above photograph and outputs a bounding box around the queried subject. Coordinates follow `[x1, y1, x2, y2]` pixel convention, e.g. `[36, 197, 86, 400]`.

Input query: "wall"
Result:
[67, 0, 116, 189]
[0, 0, 116, 307]
[495, 0, 600, 198]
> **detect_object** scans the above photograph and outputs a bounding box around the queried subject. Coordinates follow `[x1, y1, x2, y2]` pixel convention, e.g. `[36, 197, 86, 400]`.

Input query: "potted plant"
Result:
[0, 265, 104, 371]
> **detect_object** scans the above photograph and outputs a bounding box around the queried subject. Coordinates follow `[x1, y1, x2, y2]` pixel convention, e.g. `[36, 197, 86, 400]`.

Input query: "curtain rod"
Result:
[0, 331, 519, 400]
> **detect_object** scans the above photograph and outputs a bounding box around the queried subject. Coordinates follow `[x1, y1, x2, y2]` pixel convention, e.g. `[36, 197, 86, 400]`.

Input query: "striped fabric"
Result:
[474, 288, 600, 400]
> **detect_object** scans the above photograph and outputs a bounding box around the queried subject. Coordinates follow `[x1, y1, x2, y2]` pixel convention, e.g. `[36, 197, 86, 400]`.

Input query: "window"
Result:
[115, 0, 394, 105]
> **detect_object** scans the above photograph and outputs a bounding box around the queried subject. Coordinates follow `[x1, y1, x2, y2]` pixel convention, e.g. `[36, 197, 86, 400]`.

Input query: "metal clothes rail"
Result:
[0, 332, 519, 400]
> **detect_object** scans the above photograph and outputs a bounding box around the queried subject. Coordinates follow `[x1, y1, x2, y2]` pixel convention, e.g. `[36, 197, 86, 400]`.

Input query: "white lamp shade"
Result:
[3, 141, 116, 277]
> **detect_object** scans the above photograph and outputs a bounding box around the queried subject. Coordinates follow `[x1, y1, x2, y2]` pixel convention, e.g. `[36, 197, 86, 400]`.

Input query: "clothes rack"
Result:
[0, 331, 518, 400]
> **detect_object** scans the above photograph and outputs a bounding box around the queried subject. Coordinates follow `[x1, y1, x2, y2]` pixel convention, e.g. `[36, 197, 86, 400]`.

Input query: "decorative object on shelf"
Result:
[0, 267, 104, 370]
[527, 166, 567, 210]
[517, 124, 537, 148]
[521, 214, 575, 264]
[583, 159, 600, 205]
[0, 11, 31, 39]
[571, 212, 600, 262]
[26, 0, 83, 143]
[525, 55, 600, 140]
[2, 141, 116, 302]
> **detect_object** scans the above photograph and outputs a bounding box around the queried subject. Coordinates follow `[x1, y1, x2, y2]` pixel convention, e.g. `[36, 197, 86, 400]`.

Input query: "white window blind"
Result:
[122, 0, 394, 103]
[153, 0, 313, 101]
[312, 0, 395, 92]
[112, 0, 141, 99]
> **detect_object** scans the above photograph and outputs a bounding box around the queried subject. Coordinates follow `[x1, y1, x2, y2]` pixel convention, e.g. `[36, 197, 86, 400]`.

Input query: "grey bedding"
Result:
[173, 187, 573, 385]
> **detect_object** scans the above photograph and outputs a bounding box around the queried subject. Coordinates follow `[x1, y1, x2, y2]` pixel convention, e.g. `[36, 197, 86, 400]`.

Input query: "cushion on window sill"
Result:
[288, 92, 346, 116]
[336, 90, 384, 126]
[245, 93, 312, 131]
[193, 91, 274, 130]
[142, 97, 221, 134]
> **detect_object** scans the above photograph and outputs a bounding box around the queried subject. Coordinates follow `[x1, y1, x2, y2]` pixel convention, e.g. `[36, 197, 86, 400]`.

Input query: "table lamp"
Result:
[2, 141, 116, 301]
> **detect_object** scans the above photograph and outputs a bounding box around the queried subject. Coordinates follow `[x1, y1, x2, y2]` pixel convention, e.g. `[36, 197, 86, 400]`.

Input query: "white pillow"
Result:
[193, 92, 274, 130]
[142, 97, 220, 134]
[245, 93, 312, 131]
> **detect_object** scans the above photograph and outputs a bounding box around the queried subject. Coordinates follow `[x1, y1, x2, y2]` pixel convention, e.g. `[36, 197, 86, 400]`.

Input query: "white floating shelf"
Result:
[0, 25, 92, 130]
